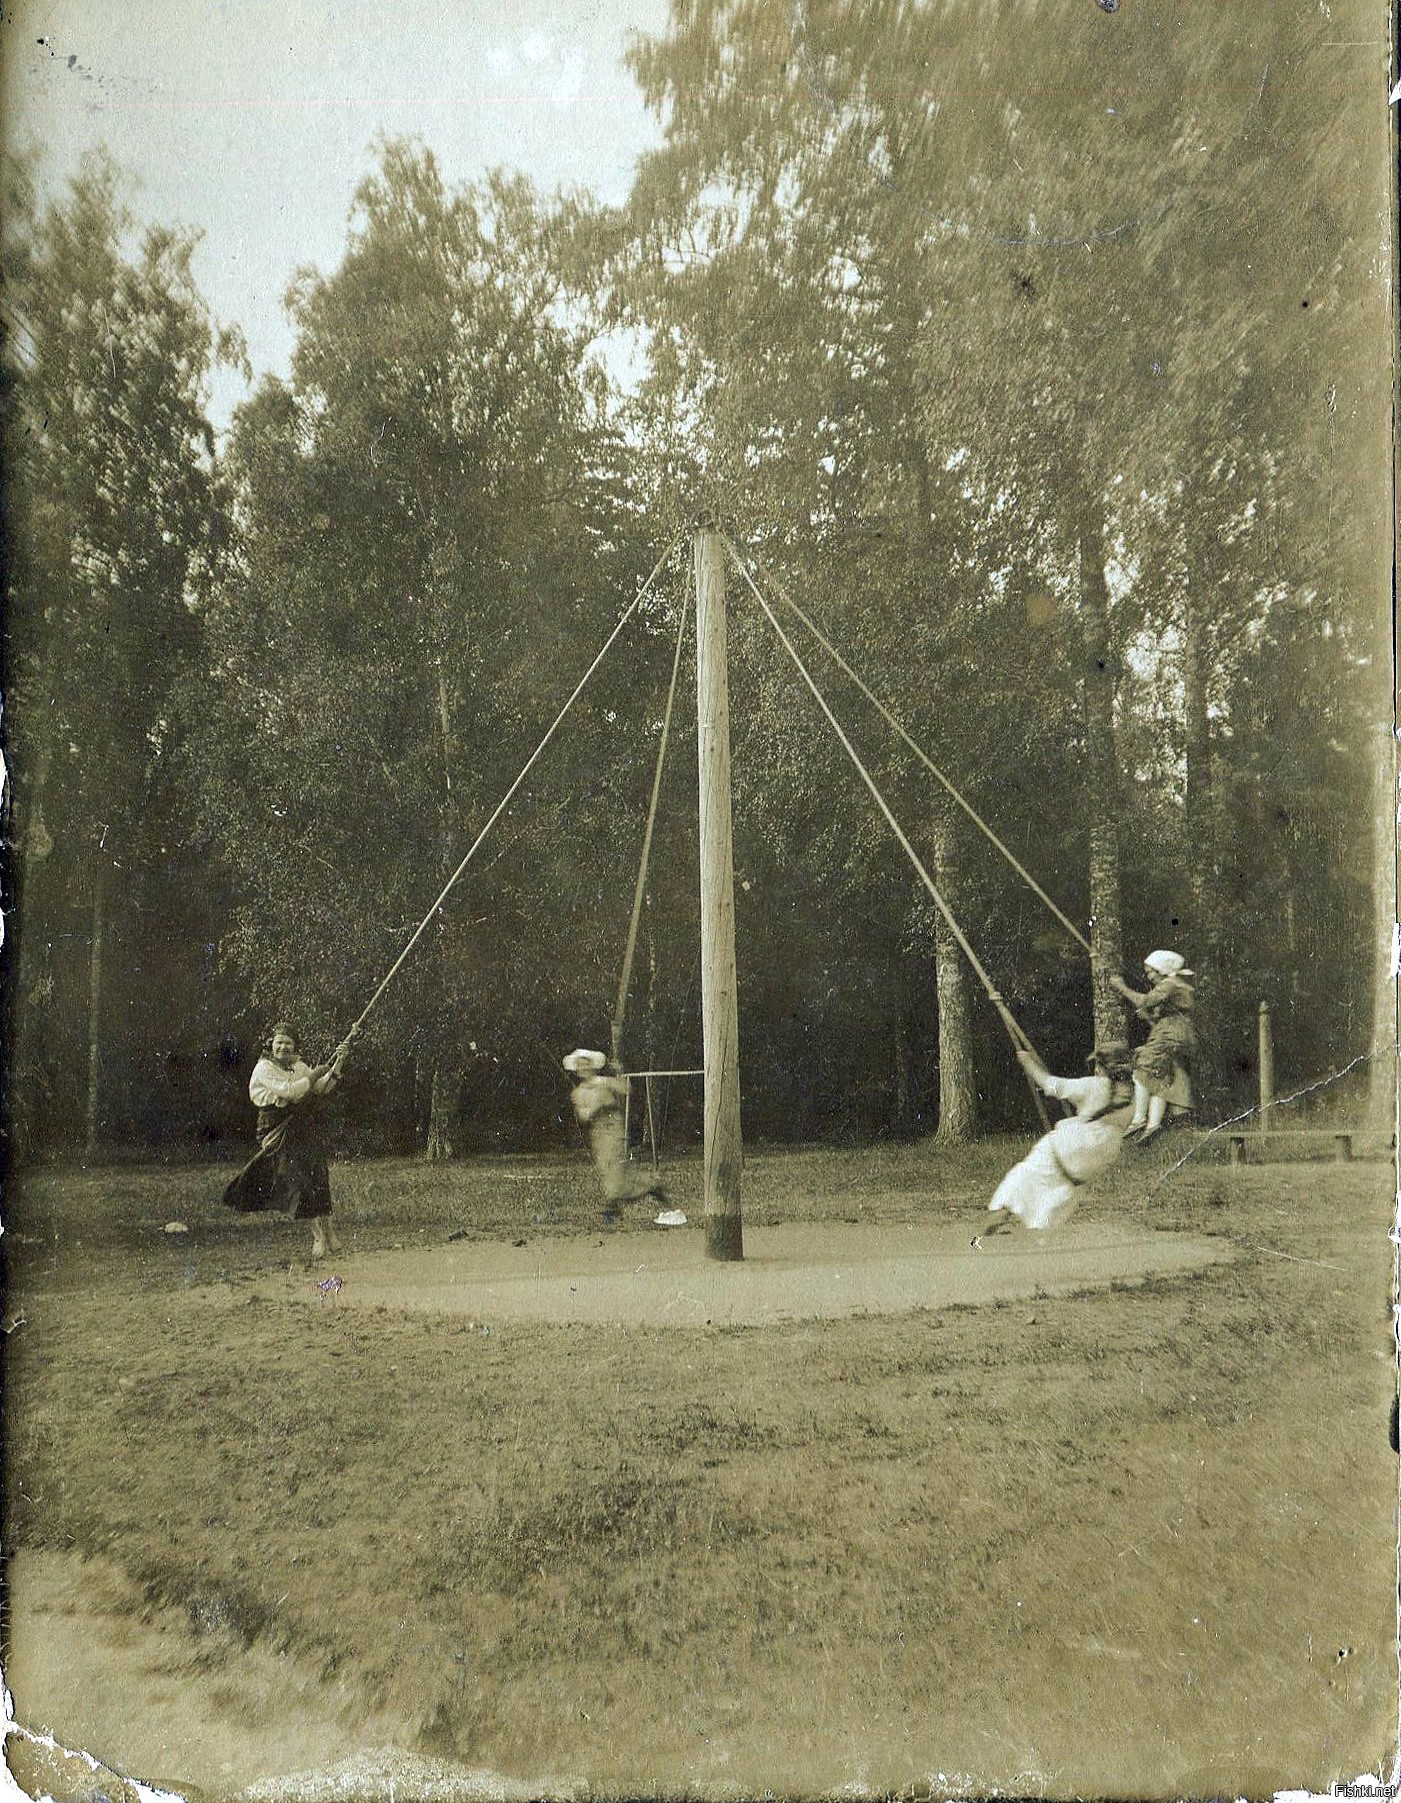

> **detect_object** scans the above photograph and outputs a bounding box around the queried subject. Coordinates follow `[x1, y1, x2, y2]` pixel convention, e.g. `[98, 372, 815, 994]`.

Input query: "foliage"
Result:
[598, 0, 1391, 1115]
[2, 151, 241, 1144]
[4, 2, 1389, 1153]
[193, 142, 673, 1142]
[4, 152, 236, 854]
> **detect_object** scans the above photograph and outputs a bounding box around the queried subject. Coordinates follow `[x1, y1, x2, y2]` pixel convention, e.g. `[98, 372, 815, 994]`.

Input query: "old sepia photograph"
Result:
[1, 0, 1397, 1798]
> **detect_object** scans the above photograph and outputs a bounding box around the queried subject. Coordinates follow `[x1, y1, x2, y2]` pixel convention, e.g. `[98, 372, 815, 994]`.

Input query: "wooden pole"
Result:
[1258, 1001, 1274, 1132]
[694, 525, 744, 1261]
[645, 1075, 658, 1172]
[85, 861, 105, 1157]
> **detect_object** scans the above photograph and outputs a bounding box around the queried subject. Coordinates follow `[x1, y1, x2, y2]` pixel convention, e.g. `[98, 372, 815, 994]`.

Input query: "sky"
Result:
[3, 0, 672, 426]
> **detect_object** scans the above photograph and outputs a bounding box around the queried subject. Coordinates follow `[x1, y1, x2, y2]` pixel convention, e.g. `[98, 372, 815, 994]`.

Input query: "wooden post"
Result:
[85, 861, 105, 1157]
[694, 525, 744, 1261]
[1258, 1001, 1274, 1133]
[645, 1075, 659, 1172]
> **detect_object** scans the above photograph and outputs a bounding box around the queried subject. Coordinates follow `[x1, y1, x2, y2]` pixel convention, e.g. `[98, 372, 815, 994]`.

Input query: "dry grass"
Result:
[3, 1140, 1396, 1799]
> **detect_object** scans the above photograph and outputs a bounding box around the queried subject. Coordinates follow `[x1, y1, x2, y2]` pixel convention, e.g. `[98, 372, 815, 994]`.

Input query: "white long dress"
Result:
[988, 1073, 1130, 1232]
[569, 1073, 665, 1206]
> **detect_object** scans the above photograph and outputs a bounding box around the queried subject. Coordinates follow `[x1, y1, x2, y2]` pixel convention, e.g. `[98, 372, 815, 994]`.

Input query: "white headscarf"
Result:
[562, 1048, 608, 1075]
[1144, 949, 1187, 980]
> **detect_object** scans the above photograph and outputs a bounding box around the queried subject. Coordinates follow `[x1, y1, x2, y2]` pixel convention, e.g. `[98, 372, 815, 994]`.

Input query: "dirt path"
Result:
[197, 1219, 1234, 1327]
[4, 1550, 554, 1803]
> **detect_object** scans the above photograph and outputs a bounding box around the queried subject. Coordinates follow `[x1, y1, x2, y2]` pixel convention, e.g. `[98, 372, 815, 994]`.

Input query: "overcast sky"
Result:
[4, 0, 671, 426]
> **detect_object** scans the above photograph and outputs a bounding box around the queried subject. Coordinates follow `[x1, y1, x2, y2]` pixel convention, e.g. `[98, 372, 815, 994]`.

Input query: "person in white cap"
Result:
[1110, 950, 1196, 1143]
[973, 1039, 1136, 1246]
[563, 1049, 668, 1222]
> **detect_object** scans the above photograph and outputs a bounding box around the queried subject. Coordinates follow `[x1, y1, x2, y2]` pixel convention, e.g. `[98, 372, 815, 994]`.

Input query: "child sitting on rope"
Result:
[1110, 949, 1196, 1144]
[563, 1049, 669, 1224]
[973, 1040, 1136, 1246]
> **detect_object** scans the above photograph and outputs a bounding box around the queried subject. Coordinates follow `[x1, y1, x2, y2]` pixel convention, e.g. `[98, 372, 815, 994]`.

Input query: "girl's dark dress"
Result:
[1126, 974, 1195, 1112]
[222, 1061, 333, 1220]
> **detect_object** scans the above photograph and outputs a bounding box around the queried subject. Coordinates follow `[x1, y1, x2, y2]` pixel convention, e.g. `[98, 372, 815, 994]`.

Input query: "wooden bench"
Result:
[1223, 1128, 1363, 1167]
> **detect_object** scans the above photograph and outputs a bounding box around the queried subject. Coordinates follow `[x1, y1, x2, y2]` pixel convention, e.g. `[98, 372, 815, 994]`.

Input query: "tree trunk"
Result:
[10, 738, 55, 1153]
[909, 437, 978, 1142]
[426, 1065, 459, 1160]
[1366, 712, 1397, 1130]
[413, 1052, 427, 1153]
[1078, 499, 1128, 1048]
[646, 891, 657, 1072]
[930, 801, 977, 1142]
[892, 1007, 912, 1131]
[1181, 553, 1224, 1106]
[86, 861, 106, 1157]
[437, 665, 455, 799]
[425, 649, 463, 1162]
[17, 738, 55, 992]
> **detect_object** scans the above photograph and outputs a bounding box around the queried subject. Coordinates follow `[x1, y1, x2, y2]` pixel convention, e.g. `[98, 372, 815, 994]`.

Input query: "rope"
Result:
[611, 596, 690, 1064]
[720, 532, 1092, 957]
[728, 547, 1052, 1128]
[348, 537, 683, 1037]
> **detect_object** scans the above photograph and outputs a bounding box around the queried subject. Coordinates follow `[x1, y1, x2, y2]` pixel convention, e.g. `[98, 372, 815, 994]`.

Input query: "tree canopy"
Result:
[3, 151, 242, 1147]
[3, 2, 1392, 1157]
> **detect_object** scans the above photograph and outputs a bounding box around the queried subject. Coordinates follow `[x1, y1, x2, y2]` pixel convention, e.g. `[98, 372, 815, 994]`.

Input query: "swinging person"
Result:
[1110, 949, 1196, 1143]
[563, 1049, 668, 1223]
[222, 1021, 355, 1260]
[972, 1040, 1136, 1245]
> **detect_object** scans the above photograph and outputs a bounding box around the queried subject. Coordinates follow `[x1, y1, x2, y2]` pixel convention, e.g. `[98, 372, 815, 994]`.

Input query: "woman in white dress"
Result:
[973, 1039, 1135, 1245]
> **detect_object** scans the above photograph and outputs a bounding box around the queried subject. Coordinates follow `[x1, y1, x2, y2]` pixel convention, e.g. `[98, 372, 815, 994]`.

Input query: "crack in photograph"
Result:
[1, 1, 1398, 1798]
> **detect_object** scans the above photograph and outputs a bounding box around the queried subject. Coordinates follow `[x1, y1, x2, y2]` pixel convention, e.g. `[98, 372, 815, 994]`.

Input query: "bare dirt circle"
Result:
[200, 1219, 1234, 1328]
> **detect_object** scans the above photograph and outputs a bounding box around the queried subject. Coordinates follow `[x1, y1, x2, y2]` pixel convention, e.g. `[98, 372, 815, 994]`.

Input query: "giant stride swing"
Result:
[343, 522, 1096, 1263]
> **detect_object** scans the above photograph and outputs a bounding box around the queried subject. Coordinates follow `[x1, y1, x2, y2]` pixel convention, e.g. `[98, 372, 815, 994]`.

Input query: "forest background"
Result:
[3, 0, 1394, 1165]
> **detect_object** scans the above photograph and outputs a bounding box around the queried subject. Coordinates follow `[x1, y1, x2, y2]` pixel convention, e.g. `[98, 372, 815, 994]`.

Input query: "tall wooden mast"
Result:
[693, 524, 744, 1261]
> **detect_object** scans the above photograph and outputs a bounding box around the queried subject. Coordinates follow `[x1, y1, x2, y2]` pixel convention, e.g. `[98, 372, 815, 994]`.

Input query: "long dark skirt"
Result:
[222, 1099, 332, 1220]
[1135, 1014, 1195, 1112]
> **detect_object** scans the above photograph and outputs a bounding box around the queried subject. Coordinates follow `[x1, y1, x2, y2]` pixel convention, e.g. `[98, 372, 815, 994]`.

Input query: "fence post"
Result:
[1258, 1001, 1274, 1133]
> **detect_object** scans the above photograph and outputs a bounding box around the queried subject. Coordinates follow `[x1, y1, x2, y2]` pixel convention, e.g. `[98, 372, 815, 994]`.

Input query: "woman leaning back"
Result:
[222, 1021, 355, 1259]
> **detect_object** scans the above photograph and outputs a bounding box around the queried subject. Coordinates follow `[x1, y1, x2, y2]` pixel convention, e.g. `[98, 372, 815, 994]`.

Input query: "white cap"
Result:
[562, 1048, 607, 1074]
[1144, 949, 1186, 979]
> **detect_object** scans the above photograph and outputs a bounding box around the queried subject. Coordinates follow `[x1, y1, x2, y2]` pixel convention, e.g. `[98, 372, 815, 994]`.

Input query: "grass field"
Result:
[3, 1138, 1397, 1800]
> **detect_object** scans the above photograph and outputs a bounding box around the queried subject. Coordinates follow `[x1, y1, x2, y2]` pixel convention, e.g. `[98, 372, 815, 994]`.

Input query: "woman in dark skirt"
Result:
[222, 1022, 353, 1259]
[1110, 950, 1195, 1143]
